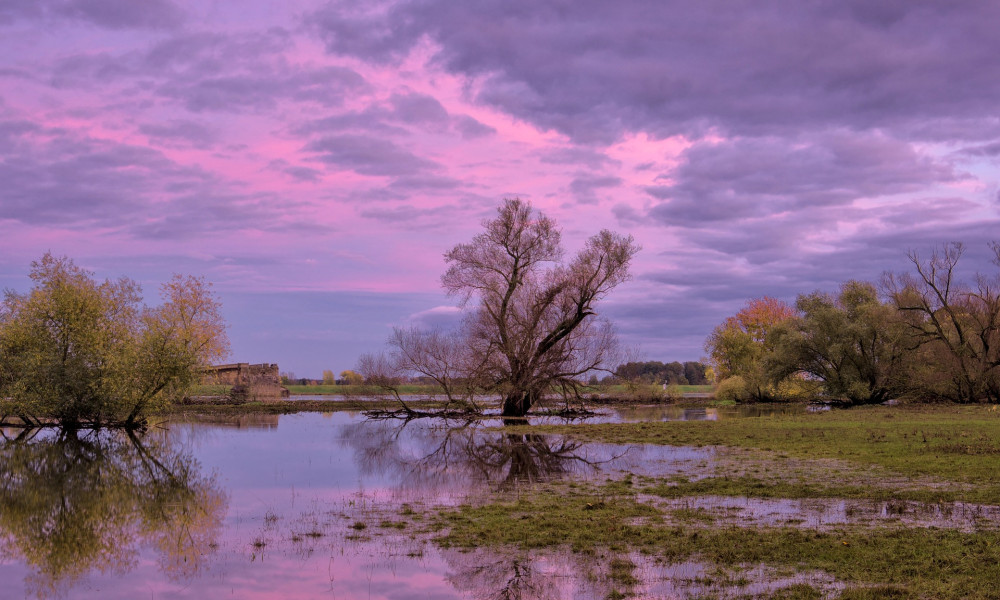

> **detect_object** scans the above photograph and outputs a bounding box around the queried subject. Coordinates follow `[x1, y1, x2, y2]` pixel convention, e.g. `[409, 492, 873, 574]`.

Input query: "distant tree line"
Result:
[280, 369, 365, 386]
[613, 360, 709, 385]
[706, 243, 1000, 405]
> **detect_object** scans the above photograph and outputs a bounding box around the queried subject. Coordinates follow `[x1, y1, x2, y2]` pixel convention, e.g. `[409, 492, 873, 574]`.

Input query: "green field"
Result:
[422, 403, 1000, 599]
[282, 383, 714, 397]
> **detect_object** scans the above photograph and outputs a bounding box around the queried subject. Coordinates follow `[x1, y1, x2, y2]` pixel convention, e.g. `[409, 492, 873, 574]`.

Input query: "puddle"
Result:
[648, 494, 1000, 532]
[598, 404, 812, 424]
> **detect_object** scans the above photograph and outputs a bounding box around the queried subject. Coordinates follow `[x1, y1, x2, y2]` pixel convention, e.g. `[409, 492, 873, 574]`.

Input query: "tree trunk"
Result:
[501, 391, 533, 417]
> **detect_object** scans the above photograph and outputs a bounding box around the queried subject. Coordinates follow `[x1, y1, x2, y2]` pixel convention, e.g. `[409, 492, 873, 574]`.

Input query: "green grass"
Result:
[283, 383, 715, 397]
[514, 404, 1000, 501]
[414, 404, 1000, 599]
[430, 478, 1000, 599]
[285, 384, 446, 395]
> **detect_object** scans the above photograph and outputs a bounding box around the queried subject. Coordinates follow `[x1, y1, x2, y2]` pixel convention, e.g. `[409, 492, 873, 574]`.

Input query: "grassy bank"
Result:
[415, 404, 1000, 599]
[518, 404, 1000, 496]
[285, 383, 715, 397]
[430, 479, 1000, 599]
[284, 383, 447, 395]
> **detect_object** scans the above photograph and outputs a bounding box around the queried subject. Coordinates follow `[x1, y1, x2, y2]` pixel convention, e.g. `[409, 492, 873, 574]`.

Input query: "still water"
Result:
[0, 409, 714, 599]
[0, 403, 980, 599]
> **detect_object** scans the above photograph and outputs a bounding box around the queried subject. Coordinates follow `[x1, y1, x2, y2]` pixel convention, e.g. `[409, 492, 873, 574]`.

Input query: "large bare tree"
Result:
[441, 198, 639, 417]
[884, 242, 1000, 402]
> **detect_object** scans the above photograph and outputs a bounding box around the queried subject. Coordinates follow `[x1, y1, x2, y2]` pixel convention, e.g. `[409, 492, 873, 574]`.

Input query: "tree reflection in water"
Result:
[443, 546, 635, 600]
[341, 417, 609, 493]
[340, 417, 638, 599]
[0, 428, 227, 598]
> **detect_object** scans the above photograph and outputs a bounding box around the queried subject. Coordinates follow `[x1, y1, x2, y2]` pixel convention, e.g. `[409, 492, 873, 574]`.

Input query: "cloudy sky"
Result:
[2, 0, 999, 377]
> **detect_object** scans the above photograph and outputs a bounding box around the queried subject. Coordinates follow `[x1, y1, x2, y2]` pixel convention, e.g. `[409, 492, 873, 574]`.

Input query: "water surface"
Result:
[0, 406, 984, 599]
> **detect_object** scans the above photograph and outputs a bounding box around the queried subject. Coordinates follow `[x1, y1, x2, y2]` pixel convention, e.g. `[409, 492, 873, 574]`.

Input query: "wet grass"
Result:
[431, 479, 1000, 599]
[417, 404, 1000, 599]
[641, 474, 960, 504]
[518, 404, 1000, 503]
[285, 384, 447, 395]
[282, 383, 714, 397]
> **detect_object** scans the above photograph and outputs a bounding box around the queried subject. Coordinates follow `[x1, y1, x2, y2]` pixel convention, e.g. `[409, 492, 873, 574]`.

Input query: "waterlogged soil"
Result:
[2, 404, 1000, 598]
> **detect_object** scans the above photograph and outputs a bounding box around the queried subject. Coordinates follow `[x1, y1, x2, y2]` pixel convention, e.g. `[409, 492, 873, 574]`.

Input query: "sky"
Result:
[2, 0, 1000, 378]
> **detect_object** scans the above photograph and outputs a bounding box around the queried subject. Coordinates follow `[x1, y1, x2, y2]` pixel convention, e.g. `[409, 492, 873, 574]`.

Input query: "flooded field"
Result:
[2, 403, 1000, 598]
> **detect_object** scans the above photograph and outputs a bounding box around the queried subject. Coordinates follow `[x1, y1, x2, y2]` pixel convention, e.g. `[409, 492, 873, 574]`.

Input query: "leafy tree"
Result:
[614, 360, 708, 385]
[768, 281, 907, 405]
[705, 296, 796, 401]
[0, 254, 228, 428]
[322, 369, 335, 385]
[339, 369, 363, 385]
[442, 198, 639, 416]
[683, 361, 708, 385]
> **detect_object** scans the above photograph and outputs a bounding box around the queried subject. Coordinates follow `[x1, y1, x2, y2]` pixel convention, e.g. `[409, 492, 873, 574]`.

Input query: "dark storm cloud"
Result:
[298, 112, 411, 136]
[647, 133, 960, 226]
[58, 0, 185, 30]
[310, 0, 1000, 144]
[959, 141, 1000, 157]
[158, 65, 368, 113]
[127, 192, 316, 240]
[389, 92, 449, 128]
[0, 0, 184, 29]
[359, 203, 461, 224]
[0, 133, 206, 226]
[0, 119, 41, 153]
[387, 174, 461, 191]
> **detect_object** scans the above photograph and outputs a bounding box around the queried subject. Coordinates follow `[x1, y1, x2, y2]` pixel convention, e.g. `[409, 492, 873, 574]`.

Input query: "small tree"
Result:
[389, 326, 485, 410]
[705, 296, 796, 402]
[0, 254, 228, 428]
[339, 370, 363, 385]
[322, 370, 335, 385]
[442, 198, 638, 416]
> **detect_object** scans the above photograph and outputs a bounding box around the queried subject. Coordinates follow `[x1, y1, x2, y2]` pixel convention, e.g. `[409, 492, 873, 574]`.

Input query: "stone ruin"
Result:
[201, 363, 290, 402]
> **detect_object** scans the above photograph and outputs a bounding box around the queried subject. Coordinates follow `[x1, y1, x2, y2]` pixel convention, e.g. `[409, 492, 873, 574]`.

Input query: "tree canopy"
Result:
[707, 243, 1000, 405]
[0, 253, 229, 428]
[768, 281, 907, 405]
[362, 198, 639, 417]
[705, 296, 796, 402]
[442, 199, 639, 416]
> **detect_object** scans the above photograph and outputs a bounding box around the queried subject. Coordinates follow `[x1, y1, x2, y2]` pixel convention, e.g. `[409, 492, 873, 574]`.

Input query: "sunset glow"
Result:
[3, 0, 999, 375]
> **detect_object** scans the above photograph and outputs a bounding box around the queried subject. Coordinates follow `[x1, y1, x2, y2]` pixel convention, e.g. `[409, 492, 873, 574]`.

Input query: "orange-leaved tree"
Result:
[705, 296, 796, 402]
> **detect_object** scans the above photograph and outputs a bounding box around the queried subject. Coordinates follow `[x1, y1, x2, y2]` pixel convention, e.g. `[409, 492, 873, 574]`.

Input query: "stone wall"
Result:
[201, 363, 289, 401]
